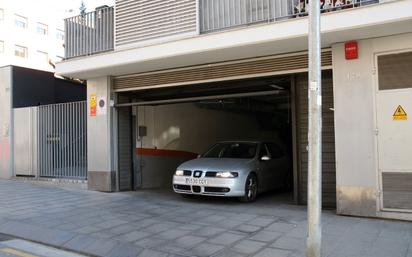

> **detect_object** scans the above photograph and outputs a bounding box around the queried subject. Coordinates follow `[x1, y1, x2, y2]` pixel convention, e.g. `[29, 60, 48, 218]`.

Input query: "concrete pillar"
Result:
[87, 76, 117, 192]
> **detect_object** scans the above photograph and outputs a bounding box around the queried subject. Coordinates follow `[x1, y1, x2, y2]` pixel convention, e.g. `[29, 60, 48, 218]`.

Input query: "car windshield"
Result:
[202, 142, 258, 159]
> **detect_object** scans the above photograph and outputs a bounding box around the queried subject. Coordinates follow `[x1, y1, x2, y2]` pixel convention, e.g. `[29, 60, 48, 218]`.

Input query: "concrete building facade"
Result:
[55, 0, 412, 221]
[0, 0, 65, 72]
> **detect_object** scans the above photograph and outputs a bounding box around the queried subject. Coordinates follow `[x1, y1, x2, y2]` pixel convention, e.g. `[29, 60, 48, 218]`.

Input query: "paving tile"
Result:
[208, 232, 245, 246]
[253, 247, 292, 257]
[137, 249, 168, 257]
[266, 222, 297, 233]
[120, 230, 152, 242]
[107, 243, 143, 257]
[272, 236, 306, 252]
[247, 217, 276, 227]
[249, 231, 283, 242]
[192, 227, 226, 237]
[63, 234, 98, 253]
[83, 238, 119, 256]
[212, 249, 247, 257]
[155, 229, 191, 240]
[231, 239, 267, 255]
[143, 222, 178, 234]
[189, 242, 224, 257]
[174, 235, 207, 249]
[234, 224, 262, 234]
[134, 237, 167, 249]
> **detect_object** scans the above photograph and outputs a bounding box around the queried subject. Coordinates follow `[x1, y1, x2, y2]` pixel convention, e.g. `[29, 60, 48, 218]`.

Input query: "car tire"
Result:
[239, 173, 258, 203]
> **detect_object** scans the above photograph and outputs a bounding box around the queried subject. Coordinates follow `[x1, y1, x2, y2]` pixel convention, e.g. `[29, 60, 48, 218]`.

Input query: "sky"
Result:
[53, 0, 115, 17]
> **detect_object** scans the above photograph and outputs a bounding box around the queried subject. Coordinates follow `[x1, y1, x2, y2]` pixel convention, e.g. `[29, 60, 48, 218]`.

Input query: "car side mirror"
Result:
[261, 156, 271, 161]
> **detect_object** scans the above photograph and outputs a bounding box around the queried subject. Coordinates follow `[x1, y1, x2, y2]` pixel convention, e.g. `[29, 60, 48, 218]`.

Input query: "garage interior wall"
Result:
[296, 70, 336, 207]
[135, 103, 280, 189]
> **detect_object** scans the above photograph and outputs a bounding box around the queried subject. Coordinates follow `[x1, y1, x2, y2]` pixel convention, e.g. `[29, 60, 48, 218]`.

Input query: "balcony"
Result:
[64, 6, 114, 59]
[199, 0, 378, 33]
[64, 0, 379, 59]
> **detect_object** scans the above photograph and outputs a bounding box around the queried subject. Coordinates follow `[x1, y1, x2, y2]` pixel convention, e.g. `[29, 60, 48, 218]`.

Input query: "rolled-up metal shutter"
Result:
[113, 51, 332, 92]
[117, 95, 133, 191]
[116, 0, 197, 47]
[296, 71, 336, 207]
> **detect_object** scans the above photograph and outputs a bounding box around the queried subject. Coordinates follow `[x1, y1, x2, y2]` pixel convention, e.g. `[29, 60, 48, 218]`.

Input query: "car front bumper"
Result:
[172, 175, 245, 197]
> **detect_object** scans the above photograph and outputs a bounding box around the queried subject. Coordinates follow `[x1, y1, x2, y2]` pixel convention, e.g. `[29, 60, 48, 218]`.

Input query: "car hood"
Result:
[177, 158, 255, 172]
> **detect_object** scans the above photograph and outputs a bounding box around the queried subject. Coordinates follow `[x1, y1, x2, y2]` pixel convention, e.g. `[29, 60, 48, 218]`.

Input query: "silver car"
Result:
[172, 141, 289, 202]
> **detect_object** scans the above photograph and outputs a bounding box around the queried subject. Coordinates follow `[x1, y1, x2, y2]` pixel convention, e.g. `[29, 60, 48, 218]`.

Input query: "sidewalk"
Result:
[0, 180, 411, 257]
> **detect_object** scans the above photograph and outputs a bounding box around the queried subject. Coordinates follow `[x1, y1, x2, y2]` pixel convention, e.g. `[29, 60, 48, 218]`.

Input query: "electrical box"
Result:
[138, 126, 147, 137]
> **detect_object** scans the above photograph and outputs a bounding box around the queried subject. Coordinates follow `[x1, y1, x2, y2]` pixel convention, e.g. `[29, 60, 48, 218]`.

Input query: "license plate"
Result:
[185, 178, 208, 185]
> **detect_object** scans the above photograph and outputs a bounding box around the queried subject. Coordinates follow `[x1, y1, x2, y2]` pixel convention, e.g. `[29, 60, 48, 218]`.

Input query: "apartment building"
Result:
[0, 0, 65, 72]
[54, 0, 412, 221]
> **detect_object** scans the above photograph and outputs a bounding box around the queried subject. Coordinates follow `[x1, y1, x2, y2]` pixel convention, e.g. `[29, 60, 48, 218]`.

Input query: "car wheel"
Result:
[239, 173, 258, 202]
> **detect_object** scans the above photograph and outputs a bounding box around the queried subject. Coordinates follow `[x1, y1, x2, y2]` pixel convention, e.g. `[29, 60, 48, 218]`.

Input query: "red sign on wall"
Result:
[90, 93, 97, 116]
[345, 41, 358, 60]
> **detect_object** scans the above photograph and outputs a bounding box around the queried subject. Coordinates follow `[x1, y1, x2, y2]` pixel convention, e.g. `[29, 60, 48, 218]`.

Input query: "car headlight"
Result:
[216, 172, 238, 178]
[175, 170, 184, 176]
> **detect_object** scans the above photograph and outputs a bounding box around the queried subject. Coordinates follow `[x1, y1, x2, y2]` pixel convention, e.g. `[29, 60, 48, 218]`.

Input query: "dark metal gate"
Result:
[37, 101, 87, 179]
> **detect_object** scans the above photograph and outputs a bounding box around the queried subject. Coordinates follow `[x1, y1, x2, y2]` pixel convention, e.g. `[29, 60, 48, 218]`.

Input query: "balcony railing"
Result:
[64, 0, 379, 59]
[199, 0, 378, 33]
[64, 6, 114, 59]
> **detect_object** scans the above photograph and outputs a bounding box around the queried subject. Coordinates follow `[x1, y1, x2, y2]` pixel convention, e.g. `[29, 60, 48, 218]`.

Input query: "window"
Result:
[378, 52, 412, 90]
[259, 144, 269, 159]
[0, 9, 4, 22]
[37, 51, 48, 64]
[14, 14, 27, 29]
[56, 29, 64, 41]
[203, 142, 258, 159]
[267, 143, 285, 159]
[15, 45, 27, 58]
[36, 23, 48, 35]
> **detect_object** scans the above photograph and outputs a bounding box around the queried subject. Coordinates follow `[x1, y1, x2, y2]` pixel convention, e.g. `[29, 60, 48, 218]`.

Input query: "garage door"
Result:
[113, 53, 336, 207]
[296, 71, 336, 207]
[117, 95, 133, 191]
[376, 51, 412, 211]
[113, 51, 332, 92]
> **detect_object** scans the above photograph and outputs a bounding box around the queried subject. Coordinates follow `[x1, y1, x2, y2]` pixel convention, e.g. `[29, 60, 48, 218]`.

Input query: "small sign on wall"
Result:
[97, 97, 107, 115]
[90, 93, 97, 116]
[393, 105, 407, 120]
[345, 41, 358, 60]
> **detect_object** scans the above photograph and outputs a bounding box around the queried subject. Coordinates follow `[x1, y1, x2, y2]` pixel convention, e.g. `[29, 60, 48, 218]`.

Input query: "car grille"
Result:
[192, 186, 201, 193]
[183, 170, 192, 176]
[204, 187, 230, 193]
[174, 185, 191, 191]
[205, 171, 217, 177]
[193, 170, 203, 178]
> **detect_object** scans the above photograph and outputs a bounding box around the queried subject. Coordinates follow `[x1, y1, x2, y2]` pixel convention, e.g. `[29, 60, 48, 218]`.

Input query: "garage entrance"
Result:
[115, 71, 336, 207]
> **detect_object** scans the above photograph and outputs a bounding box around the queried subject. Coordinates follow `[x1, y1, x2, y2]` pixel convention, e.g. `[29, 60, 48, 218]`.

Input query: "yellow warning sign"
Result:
[393, 105, 407, 120]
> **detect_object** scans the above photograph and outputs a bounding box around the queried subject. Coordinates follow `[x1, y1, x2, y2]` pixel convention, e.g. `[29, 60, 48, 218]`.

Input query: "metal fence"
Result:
[199, 0, 379, 33]
[65, 6, 114, 59]
[37, 101, 87, 180]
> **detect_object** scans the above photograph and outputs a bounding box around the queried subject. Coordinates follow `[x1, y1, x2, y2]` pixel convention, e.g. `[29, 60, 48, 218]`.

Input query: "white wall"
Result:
[134, 102, 280, 189]
[136, 103, 278, 154]
[333, 33, 412, 220]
